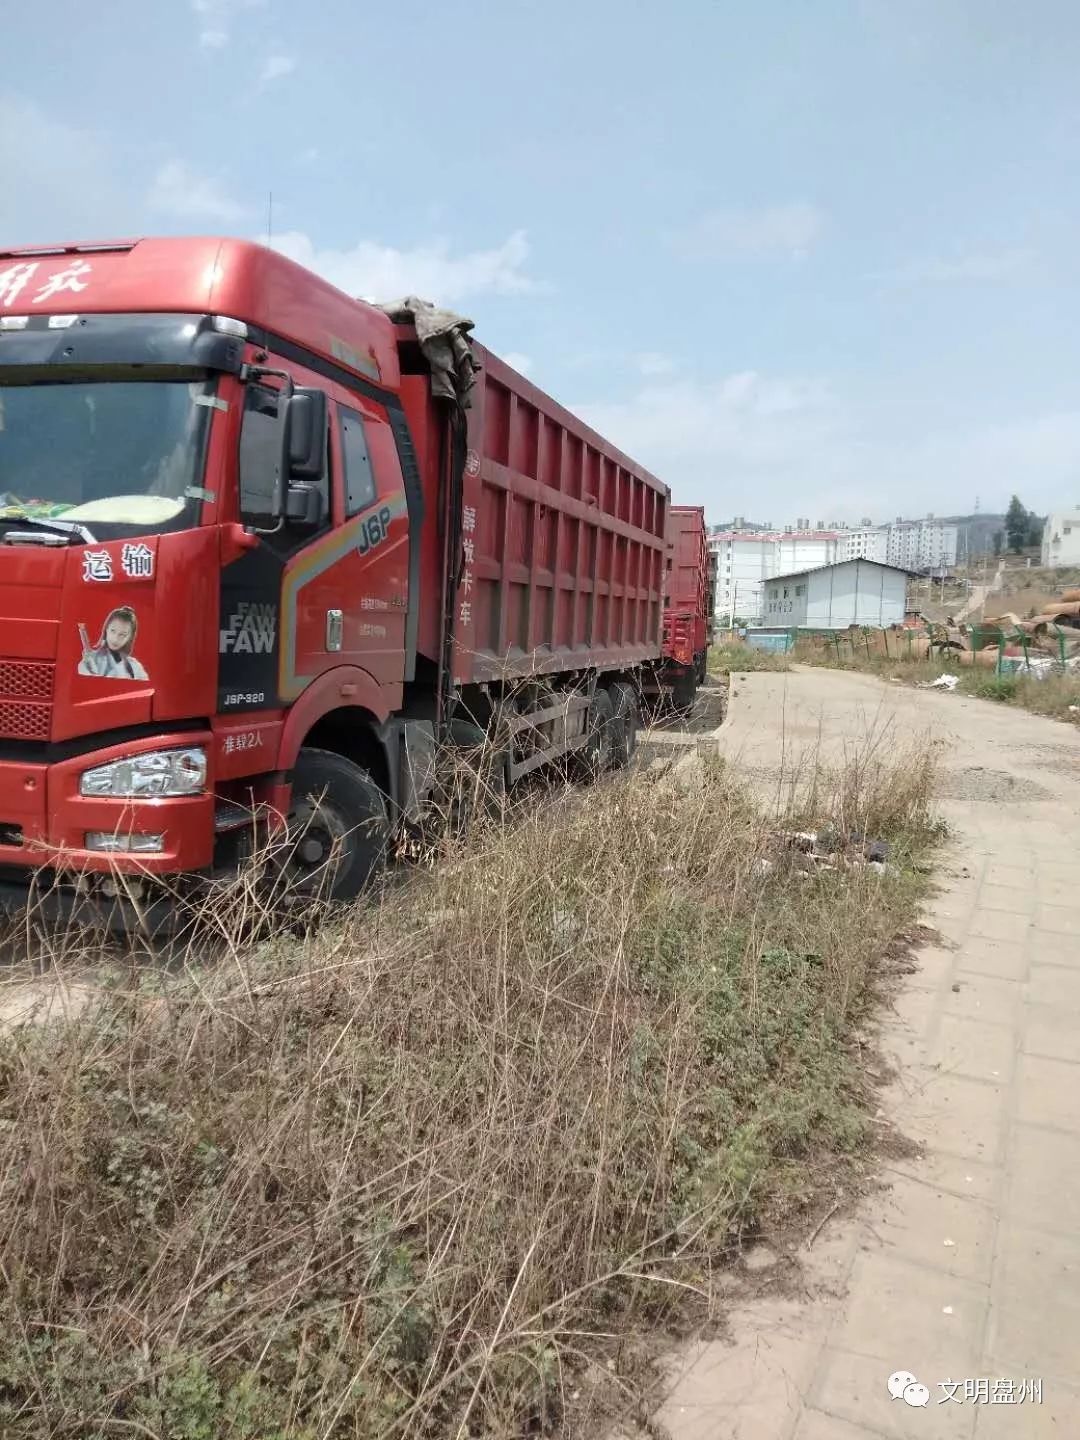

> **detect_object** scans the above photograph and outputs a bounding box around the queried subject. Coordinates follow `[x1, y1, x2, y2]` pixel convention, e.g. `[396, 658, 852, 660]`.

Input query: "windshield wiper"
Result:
[1, 516, 96, 546]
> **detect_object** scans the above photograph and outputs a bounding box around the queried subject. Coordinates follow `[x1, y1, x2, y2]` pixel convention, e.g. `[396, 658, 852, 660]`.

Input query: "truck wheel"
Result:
[608, 682, 639, 768]
[572, 687, 614, 779]
[285, 748, 389, 901]
[695, 652, 708, 684]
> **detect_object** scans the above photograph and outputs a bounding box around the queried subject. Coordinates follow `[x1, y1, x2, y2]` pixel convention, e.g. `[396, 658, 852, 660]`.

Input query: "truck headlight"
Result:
[80, 748, 207, 798]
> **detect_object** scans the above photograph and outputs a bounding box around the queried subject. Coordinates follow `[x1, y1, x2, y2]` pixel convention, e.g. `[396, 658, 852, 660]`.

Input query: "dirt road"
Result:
[652, 665, 1080, 1438]
[955, 560, 1005, 622]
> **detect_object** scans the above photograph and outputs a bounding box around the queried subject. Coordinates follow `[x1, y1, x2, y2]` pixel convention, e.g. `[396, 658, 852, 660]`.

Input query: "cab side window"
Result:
[238, 382, 283, 523]
[339, 406, 376, 515]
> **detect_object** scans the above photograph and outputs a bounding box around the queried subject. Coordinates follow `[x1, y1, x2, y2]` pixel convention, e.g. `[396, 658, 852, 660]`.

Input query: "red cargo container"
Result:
[648, 504, 711, 709]
[398, 341, 668, 686]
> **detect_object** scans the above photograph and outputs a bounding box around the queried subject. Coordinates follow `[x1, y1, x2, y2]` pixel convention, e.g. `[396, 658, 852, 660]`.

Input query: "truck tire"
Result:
[286, 748, 389, 901]
[695, 651, 708, 684]
[608, 682, 639, 768]
[571, 687, 614, 779]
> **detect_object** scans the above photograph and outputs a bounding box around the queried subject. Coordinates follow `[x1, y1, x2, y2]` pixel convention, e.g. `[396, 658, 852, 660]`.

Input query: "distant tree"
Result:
[1005, 495, 1029, 554]
[993, 529, 1004, 557]
[1027, 513, 1045, 548]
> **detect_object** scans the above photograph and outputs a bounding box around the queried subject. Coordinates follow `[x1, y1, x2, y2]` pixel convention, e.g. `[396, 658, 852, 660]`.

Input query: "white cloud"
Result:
[191, 0, 265, 49]
[636, 352, 676, 377]
[501, 352, 533, 375]
[148, 161, 246, 222]
[899, 249, 1036, 283]
[267, 228, 540, 304]
[259, 55, 296, 84]
[669, 203, 825, 262]
[573, 371, 1080, 521]
[578, 372, 840, 479]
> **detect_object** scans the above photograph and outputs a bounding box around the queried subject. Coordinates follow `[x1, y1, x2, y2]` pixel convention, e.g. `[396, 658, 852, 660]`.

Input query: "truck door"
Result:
[280, 395, 409, 705]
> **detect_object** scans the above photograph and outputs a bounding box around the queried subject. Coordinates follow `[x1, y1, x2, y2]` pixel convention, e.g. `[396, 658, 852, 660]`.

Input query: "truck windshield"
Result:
[0, 374, 215, 538]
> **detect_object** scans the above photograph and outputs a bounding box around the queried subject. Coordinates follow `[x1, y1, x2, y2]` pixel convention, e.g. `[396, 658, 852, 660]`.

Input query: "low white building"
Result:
[760, 559, 910, 630]
[710, 528, 841, 624]
[1041, 509, 1080, 568]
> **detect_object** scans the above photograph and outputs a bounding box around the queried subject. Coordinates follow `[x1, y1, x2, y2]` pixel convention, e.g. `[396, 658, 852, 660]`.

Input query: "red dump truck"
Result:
[652, 504, 711, 709]
[0, 237, 668, 926]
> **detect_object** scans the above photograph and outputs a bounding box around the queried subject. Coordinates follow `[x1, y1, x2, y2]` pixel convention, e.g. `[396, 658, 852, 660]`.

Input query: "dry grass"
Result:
[991, 564, 1080, 620]
[0, 745, 938, 1438]
[709, 643, 792, 674]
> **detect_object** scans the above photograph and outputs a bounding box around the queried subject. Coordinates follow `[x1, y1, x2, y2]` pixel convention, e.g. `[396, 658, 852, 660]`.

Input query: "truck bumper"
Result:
[0, 730, 216, 924]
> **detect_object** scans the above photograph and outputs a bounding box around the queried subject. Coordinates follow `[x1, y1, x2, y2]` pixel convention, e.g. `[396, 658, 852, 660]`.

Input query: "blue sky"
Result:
[4, 0, 1080, 524]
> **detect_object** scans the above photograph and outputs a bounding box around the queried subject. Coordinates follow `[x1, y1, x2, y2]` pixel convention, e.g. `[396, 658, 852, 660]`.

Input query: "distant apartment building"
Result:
[1041, 509, 1080, 568]
[884, 518, 958, 571]
[838, 528, 889, 563]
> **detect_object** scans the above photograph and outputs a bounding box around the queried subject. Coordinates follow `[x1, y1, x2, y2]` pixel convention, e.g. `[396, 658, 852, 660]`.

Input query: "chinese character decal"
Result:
[121, 542, 154, 579]
[82, 549, 114, 583]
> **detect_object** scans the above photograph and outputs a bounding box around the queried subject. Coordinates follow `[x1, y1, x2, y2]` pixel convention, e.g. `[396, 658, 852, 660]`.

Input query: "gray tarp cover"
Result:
[376, 297, 478, 407]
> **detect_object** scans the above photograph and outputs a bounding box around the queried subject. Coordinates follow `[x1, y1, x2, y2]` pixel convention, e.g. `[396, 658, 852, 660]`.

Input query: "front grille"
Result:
[0, 659, 55, 741]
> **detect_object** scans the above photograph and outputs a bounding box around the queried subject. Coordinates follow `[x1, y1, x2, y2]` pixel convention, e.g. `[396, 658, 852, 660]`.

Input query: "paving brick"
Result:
[928, 1016, 1016, 1085]
[654, 1306, 816, 1439]
[955, 940, 1029, 982]
[976, 886, 1036, 918]
[876, 1176, 996, 1283]
[829, 1252, 986, 1366]
[794, 1409, 885, 1440]
[1033, 903, 1080, 936]
[984, 865, 1034, 887]
[813, 1348, 977, 1438]
[1027, 932, 1078, 967]
[966, 912, 1032, 946]
[1026, 963, 1080, 1012]
[884, 1152, 1001, 1209]
[987, 1224, 1080, 1381]
[908, 945, 959, 991]
[1014, 1053, 1080, 1134]
[1023, 1003, 1080, 1064]
[883, 986, 939, 1069]
[942, 974, 1021, 1030]
[898, 1074, 1006, 1165]
[1004, 1125, 1080, 1236]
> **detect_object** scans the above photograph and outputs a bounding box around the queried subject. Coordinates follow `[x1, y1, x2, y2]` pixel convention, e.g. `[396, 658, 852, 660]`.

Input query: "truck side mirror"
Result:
[286, 389, 328, 478]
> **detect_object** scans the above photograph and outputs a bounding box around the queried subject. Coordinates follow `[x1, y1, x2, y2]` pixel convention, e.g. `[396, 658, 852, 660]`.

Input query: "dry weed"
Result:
[0, 742, 938, 1438]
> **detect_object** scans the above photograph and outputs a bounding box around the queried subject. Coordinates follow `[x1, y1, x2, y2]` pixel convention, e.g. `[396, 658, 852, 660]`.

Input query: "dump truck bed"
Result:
[401, 340, 669, 685]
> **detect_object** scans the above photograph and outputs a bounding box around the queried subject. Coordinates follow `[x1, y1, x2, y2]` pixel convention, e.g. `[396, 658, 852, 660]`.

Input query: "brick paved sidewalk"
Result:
[648, 668, 1080, 1440]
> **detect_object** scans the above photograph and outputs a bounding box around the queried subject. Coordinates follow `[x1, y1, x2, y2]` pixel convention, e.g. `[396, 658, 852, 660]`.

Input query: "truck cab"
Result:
[0, 237, 421, 920]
